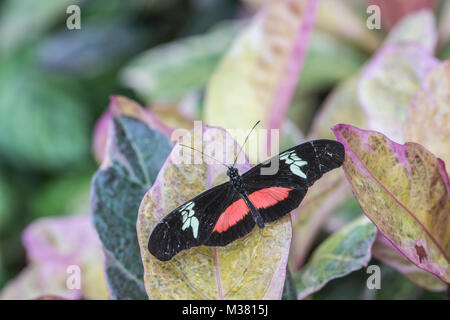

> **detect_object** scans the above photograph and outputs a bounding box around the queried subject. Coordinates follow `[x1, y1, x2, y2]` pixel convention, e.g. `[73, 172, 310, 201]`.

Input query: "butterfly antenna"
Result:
[233, 120, 261, 167]
[179, 143, 230, 169]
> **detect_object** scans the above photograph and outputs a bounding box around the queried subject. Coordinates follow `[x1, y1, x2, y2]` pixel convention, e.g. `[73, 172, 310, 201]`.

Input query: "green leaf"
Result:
[290, 168, 351, 270]
[0, 172, 13, 228]
[0, 53, 90, 171]
[120, 21, 242, 102]
[137, 126, 292, 299]
[90, 97, 172, 299]
[315, 0, 381, 52]
[333, 124, 450, 283]
[439, 0, 450, 48]
[282, 267, 297, 300]
[298, 30, 367, 91]
[0, 0, 81, 52]
[295, 216, 377, 299]
[308, 266, 368, 300]
[312, 263, 428, 300]
[30, 173, 93, 218]
[439, 43, 450, 60]
[365, 265, 427, 300]
[324, 198, 365, 233]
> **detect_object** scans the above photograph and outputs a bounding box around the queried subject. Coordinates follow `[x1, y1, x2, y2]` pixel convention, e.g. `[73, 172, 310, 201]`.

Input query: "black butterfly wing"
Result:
[241, 139, 345, 223]
[149, 140, 345, 260]
[243, 139, 345, 188]
[148, 182, 235, 261]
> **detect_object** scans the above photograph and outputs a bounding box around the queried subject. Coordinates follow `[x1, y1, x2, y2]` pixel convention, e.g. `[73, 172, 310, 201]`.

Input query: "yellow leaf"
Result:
[137, 126, 292, 299]
[333, 124, 450, 283]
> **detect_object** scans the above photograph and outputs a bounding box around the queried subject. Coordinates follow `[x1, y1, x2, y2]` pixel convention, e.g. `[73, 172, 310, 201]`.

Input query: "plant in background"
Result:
[0, 0, 448, 300]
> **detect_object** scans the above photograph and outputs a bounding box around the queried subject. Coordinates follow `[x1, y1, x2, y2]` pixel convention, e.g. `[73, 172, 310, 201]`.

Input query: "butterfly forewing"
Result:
[147, 182, 234, 261]
[242, 139, 345, 188]
[239, 139, 345, 222]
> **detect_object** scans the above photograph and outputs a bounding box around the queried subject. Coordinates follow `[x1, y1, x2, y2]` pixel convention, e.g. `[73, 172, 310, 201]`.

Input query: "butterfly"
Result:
[148, 136, 345, 261]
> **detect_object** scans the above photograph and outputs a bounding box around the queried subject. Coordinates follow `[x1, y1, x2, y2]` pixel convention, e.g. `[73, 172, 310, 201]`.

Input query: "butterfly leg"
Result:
[242, 194, 265, 229]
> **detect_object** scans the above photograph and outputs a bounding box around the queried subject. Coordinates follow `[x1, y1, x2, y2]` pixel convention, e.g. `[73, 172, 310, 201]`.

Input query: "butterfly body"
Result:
[227, 166, 265, 229]
[227, 166, 245, 193]
[148, 139, 345, 261]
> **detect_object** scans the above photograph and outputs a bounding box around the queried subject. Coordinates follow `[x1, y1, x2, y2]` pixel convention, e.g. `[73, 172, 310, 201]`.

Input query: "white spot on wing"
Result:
[179, 202, 199, 239]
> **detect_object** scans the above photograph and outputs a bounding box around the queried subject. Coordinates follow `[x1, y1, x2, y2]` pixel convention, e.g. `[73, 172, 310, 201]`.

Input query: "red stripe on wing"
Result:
[212, 198, 249, 233]
[212, 187, 292, 233]
[248, 187, 291, 209]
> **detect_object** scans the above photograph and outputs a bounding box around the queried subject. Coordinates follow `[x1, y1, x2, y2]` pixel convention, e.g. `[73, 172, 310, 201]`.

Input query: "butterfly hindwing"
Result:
[250, 187, 307, 223]
[148, 182, 235, 261]
[204, 191, 256, 246]
[204, 186, 307, 246]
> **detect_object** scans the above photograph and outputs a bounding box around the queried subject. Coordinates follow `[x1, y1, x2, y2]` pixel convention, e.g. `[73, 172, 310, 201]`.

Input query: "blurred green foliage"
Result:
[312, 262, 448, 300]
[0, 0, 241, 289]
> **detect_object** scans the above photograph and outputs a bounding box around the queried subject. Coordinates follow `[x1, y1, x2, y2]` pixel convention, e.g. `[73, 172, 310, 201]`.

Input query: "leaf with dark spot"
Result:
[333, 124, 450, 284]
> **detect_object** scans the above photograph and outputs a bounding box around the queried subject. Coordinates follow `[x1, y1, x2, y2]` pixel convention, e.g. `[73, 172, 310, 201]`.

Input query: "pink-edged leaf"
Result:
[403, 61, 450, 167]
[372, 233, 447, 291]
[358, 43, 439, 143]
[333, 124, 450, 283]
[137, 126, 292, 299]
[92, 109, 112, 165]
[23, 214, 99, 265]
[0, 214, 108, 300]
[92, 95, 173, 164]
[383, 9, 438, 53]
[0, 264, 80, 300]
[204, 0, 318, 161]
